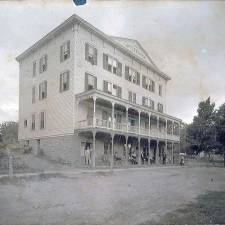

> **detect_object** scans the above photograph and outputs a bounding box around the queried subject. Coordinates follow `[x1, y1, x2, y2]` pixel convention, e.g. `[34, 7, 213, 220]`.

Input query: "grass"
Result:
[155, 191, 225, 225]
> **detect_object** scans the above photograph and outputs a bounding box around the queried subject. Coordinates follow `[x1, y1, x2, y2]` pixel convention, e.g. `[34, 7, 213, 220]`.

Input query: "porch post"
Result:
[139, 111, 141, 135]
[93, 96, 97, 127]
[172, 141, 174, 164]
[157, 116, 159, 137]
[156, 139, 159, 164]
[125, 135, 128, 166]
[148, 138, 151, 166]
[92, 131, 96, 168]
[110, 133, 114, 171]
[138, 136, 141, 165]
[149, 113, 151, 136]
[126, 106, 129, 133]
[112, 102, 115, 130]
[172, 121, 174, 136]
[165, 140, 167, 165]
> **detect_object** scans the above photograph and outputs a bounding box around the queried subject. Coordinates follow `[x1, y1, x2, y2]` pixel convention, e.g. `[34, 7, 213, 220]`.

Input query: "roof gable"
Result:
[110, 36, 158, 69]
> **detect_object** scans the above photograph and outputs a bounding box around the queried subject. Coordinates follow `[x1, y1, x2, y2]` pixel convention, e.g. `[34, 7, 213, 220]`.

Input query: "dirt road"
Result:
[0, 166, 224, 225]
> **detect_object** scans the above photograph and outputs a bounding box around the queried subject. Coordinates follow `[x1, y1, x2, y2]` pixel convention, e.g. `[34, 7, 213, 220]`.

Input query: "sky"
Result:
[0, 0, 224, 124]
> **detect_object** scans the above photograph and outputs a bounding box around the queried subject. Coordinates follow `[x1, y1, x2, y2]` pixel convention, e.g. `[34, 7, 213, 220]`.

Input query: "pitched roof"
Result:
[16, 14, 171, 81]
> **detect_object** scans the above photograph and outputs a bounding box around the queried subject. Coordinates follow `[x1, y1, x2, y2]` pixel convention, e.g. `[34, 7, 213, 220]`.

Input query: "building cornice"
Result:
[16, 14, 171, 81]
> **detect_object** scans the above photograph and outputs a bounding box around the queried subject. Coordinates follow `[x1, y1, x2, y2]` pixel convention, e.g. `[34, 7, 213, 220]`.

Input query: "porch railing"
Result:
[96, 119, 112, 129]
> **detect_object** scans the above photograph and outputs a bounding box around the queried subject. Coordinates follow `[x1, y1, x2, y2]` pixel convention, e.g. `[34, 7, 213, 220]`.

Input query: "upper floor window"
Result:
[24, 119, 27, 128]
[60, 41, 70, 62]
[103, 81, 122, 98]
[85, 73, 97, 91]
[39, 55, 48, 73]
[125, 66, 140, 85]
[103, 54, 122, 76]
[40, 112, 45, 129]
[31, 114, 35, 130]
[142, 75, 155, 92]
[60, 71, 70, 92]
[33, 61, 37, 77]
[32, 86, 36, 104]
[159, 84, 162, 96]
[85, 43, 97, 65]
[39, 81, 47, 100]
[142, 97, 154, 110]
[158, 103, 163, 113]
[128, 91, 136, 103]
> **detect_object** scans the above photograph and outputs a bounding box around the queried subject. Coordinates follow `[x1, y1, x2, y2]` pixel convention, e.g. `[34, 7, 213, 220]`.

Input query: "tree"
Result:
[0, 121, 18, 144]
[187, 97, 216, 156]
[215, 103, 225, 167]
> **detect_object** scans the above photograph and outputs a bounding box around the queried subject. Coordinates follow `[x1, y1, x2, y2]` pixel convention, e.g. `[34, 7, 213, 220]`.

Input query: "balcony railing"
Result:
[77, 118, 180, 141]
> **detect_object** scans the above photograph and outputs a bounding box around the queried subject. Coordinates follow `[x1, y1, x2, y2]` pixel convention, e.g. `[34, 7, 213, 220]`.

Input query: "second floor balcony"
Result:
[76, 89, 181, 142]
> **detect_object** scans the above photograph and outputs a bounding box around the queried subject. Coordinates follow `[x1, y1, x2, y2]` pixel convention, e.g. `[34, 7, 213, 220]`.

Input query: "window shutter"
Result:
[152, 100, 155, 110]
[67, 41, 70, 58]
[45, 55, 48, 71]
[94, 47, 97, 65]
[125, 66, 129, 80]
[85, 43, 89, 61]
[39, 59, 42, 73]
[117, 86, 122, 98]
[60, 74, 62, 92]
[85, 73, 88, 91]
[60, 45, 63, 62]
[103, 53, 108, 70]
[33, 62, 36, 77]
[128, 91, 132, 102]
[133, 93, 136, 103]
[103, 80, 108, 93]
[94, 76, 97, 89]
[137, 72, 140, 85]
[117, 61, 122, 76]
[152, 81, 155, 92]
[142, 75, 146, 88]
[44, 81, 47, 98]
[39, 84, 41, 100]
[67, 71, 70, 90]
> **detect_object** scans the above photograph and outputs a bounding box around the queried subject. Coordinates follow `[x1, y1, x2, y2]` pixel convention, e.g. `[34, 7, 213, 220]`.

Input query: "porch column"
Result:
[112, 102, 115, 130]
[138, 111, 141, 135]
[138, 136, 141, 165]
[148, 113, 151, 136]
[92, 131, 96, 168]
[125, 135, 128, 166]
[165, 140, 167, 165]
[157, 116, 159, 137]
[93, 96, 97, 127]
[126, 106, 129, 133]
[172, 141, 174, 164]
[110, 133, 114, 171]
[148, 138, 151, 166]
[172, 121, 174, 136]
[76, 99, 80, 128]
[156, 139, 159, 164]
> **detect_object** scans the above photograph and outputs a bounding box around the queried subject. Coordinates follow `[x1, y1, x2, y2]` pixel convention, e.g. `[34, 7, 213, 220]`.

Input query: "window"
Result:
[24, 120, 27, 128]
[128, 91, 136, 103]
[39, 81, 47, 100]
[158, 103, 163, 113]
[39, 55, 47, 73]
[142, 97, 154, 110]
[85, 73, 97, 91]
[40, 112, 45, 129]
[103, 54, 122, 76]
[142, 75, 155, 92]
[125, 66, 140, 85]
[60, 71, 70, 92]
[32, 86, 36, 103]
[159, 85, 162, 96]
[103, 81, 122, 98]
[60, 41, 70, 62]
[31, 114, 35, 130]
[85, 43, 97, 65]
[33, 61, 37, 77]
